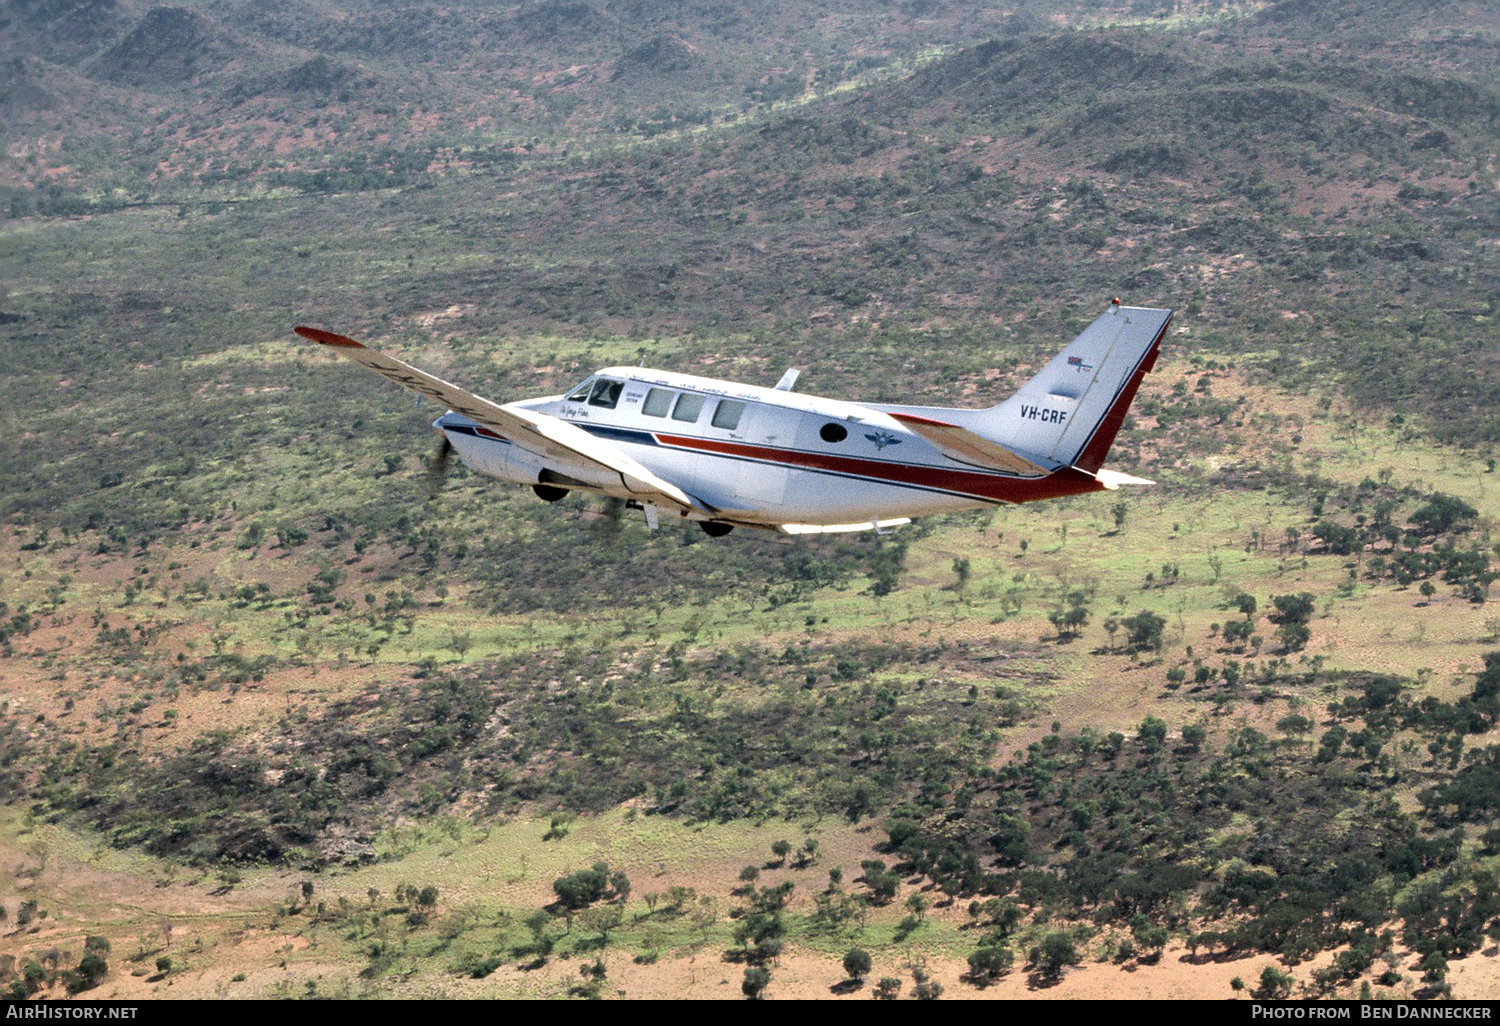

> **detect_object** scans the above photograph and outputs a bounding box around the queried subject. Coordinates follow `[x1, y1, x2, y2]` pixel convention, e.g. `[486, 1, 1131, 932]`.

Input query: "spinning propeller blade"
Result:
[427, 436, 454, 497]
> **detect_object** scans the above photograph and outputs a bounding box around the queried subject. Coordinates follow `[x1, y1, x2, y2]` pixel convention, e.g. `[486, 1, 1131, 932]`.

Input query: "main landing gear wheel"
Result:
[699, 521, 734, 537]
[532, 484, 569, 502]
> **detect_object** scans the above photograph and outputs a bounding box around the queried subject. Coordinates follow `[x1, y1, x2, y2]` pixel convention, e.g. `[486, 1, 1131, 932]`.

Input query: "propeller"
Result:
[597, 496, 625, 533]
[427, 436, 453, 497]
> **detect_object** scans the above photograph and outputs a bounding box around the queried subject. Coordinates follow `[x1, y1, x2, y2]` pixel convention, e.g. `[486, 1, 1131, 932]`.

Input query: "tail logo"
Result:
[865, 430, 903, 450]
[1067, 356, 1094, 373]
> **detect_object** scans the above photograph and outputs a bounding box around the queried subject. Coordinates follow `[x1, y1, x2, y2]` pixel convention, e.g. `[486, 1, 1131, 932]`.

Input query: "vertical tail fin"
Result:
[984, 303, 1171, 474]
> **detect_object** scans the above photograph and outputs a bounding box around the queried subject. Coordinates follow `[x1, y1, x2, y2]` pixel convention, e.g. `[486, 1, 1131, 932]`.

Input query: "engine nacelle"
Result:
[448, 431, 617, 494]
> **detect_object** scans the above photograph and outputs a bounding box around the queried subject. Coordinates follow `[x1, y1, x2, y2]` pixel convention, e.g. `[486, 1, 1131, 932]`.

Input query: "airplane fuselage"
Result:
[437, 365, 1107, 530]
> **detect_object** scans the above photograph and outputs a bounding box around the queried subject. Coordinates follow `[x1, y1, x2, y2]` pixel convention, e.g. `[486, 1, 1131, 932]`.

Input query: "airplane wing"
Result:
[886, 412, 1049, 477]
[294, 326, 704, 513]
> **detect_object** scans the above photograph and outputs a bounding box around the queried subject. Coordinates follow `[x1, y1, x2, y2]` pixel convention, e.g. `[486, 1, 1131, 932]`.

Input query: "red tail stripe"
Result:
[1073, 313, 1171, 474]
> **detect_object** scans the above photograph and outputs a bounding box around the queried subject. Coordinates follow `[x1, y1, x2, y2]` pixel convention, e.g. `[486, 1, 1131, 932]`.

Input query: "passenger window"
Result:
[711, 400, 746, 431]
[820, 423, 848, 443]
[587, 378, 623, 409]
[672, 393, 706, 422]
[642, 387, 674, 417]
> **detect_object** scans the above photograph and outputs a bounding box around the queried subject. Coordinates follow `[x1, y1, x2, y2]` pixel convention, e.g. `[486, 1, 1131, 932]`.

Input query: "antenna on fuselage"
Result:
[773, 368, 800, 391]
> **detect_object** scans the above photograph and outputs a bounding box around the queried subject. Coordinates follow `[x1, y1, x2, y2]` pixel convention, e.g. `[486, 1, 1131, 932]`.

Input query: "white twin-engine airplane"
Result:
[295, 300, 1169, 537]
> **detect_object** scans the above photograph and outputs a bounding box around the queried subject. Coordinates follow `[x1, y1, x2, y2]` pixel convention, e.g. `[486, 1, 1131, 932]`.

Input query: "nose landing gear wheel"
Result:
[532, 484, 569, 502]
[699, 521, 734, 537]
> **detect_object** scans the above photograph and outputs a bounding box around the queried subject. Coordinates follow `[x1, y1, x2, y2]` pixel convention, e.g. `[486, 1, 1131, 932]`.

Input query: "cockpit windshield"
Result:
[565, 376, 593, 402]
[587, 378, 624, 409]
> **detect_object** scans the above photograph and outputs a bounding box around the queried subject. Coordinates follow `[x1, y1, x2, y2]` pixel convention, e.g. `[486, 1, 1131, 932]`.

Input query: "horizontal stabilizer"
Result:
[888, 412, 1047, 477]
[1095, 468, 1155, 490]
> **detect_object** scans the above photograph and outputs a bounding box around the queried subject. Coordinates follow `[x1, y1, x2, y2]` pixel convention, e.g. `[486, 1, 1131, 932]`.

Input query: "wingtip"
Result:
[294, 325, 365, 348]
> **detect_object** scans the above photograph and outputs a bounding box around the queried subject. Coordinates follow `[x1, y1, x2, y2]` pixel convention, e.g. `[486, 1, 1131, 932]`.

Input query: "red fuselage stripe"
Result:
[651, 433, 1102, 503]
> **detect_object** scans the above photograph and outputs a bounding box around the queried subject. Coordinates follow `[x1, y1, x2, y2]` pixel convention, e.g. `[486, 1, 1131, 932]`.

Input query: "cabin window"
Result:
[642, 387, 674, 417]
[711, 400, 746, 431]
[566, 377, 593, 402]
[587, 378, 624, 409]
[672, 392, 706, 422]
[820, 423, 848, 443]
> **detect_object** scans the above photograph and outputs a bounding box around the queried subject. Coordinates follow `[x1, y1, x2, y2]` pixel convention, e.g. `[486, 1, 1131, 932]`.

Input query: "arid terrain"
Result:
[2, 0, 1499, 1001]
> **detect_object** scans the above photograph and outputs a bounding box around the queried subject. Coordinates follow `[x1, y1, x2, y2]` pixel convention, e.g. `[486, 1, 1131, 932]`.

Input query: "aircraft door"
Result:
[707, 398, 788, 511]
